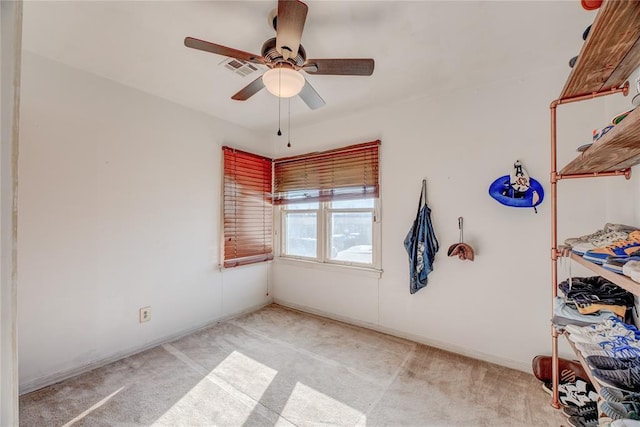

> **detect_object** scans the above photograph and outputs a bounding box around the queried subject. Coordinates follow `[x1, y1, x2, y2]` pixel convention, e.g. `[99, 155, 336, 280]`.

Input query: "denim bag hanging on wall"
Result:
[404, 180, 439, 294]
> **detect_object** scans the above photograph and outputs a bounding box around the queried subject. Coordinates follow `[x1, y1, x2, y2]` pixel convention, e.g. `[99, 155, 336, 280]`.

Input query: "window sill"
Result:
[274, 257, 383, 278]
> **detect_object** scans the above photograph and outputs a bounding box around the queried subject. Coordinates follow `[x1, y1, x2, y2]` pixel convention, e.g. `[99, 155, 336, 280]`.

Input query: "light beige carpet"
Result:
[20, 304, 566, 426]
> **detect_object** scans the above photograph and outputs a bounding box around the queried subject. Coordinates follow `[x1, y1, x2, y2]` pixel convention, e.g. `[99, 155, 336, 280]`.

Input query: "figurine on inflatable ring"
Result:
[488, 175, 544, 210]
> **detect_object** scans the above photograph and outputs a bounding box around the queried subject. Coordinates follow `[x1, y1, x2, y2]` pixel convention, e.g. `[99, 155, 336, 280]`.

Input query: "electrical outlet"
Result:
[139, 306, 151, 323]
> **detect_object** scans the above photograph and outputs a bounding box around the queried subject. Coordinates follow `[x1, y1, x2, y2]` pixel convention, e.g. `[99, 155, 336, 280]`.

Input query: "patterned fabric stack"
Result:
[554, 277, 635, 327]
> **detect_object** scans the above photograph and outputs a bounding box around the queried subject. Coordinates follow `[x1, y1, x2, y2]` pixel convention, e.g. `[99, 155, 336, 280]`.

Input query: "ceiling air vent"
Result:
[220, 57, 260, 77]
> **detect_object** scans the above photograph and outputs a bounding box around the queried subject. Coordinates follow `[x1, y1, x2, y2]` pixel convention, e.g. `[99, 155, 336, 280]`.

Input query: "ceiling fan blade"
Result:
[276, 0, 308, 60]
[231, 75, 266, 101]
[298, 80, 325, 110]
[184, 37, 265, 65]
[303, 58, 375, 76]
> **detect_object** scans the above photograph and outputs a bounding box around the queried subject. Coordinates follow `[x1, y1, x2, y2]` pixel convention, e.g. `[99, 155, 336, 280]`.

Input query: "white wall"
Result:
[271, 64, 638, 372]
[1, 1, 22, 423]
[17, 52, 272, 393]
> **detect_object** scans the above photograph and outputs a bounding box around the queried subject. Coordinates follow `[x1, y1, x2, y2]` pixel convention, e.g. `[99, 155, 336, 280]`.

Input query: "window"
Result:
[280, 199, 377, 266]
[274, 141, 380, 267]
[222, 147, 273, 268]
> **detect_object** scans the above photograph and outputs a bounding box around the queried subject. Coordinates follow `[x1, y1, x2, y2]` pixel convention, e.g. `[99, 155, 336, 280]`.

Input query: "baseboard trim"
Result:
[273, 298, 530, 374]
[19, 301, 273, 395]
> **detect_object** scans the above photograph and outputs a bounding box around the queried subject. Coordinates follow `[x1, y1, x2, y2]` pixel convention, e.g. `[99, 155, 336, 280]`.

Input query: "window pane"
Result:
[331, 198, 374, 209]
[330, 212, 373, 264]
[285, 212, 317, 258]
[285, 201, 320, 210]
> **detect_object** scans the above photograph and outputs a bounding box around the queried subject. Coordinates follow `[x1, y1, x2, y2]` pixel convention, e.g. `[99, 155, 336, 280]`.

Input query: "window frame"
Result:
[277, 198, 381, 270]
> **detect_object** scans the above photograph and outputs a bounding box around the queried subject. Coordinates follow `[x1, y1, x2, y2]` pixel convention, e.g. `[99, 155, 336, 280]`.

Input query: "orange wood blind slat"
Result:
[273, 140, 380, 204]
[222, 147, 273, 268]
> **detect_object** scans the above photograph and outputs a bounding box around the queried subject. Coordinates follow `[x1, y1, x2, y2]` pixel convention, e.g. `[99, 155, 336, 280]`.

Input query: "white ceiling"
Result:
[22, 1, 596, 131]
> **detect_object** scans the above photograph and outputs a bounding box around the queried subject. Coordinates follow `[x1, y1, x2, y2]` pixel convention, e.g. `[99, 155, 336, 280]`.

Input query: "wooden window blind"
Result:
[273, 140, 380, 205]
[222, 146, 273, 268]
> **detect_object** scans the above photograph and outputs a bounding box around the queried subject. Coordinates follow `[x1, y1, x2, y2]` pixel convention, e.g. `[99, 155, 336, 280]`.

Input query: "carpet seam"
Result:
[355, 342, 418, 426]
[228, 318, 392, 387]
[161, 343, 297, 427]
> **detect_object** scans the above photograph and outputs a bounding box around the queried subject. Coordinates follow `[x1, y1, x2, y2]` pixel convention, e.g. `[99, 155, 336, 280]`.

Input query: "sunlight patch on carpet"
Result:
[281, 382, 364, 425]
[156, 345, 285, 425]
[211, 350, 278, 399]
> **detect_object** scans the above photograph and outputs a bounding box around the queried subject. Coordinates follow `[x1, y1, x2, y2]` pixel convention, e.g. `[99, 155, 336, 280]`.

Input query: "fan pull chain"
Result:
[287, 98, 291, 148]
[277, 67, 282, 136]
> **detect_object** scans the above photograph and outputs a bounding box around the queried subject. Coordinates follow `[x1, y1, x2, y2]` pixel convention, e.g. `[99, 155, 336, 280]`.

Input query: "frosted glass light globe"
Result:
[262, 67, 305, 98]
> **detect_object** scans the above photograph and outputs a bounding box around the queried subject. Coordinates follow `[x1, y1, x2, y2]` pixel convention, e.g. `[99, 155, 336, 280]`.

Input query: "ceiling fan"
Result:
[184, 0, 375, 110]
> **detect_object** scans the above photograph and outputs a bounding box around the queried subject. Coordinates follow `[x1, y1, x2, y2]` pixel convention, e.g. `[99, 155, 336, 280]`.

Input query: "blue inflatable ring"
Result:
[488, 175, 544, 208]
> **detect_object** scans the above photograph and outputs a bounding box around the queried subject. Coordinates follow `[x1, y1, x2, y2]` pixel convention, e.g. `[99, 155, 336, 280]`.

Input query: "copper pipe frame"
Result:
[549, 82, 629, 409]
[557, 169, 632, 180]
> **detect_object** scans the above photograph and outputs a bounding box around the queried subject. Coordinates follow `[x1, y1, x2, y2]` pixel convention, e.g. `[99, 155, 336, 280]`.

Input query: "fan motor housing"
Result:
[261, 37, 306, 67]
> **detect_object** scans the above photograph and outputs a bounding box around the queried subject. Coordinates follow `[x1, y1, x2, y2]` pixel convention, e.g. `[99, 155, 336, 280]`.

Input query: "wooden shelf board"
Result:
[559, 104, 640, 174]
[567, 252, 640, 296]
[560, 0, 640, 99]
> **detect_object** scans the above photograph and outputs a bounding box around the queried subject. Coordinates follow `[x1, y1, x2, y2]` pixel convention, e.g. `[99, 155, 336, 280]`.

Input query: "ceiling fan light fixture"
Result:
[262, 67, 305, 98]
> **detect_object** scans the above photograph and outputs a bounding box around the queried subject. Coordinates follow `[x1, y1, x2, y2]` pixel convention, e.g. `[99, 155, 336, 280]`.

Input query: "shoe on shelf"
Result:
[576, 335, 639, 351]
[624, 261, 640, 283]
[570, 230, 632, 255]
[566, 317, 640, 338]
[542, 378, 599, 408]
[604, 256, 640, 274]
[609, 420, 640, 427]
[565, 223, 637, 246]
[577, 344, 640, 359]
[569, 325, 637, 344]
[593, 365, 640, 393]
[600, 386, 640, 403]
[583, 231, 640, 264]
[567, 412, 599, 427]
[531, 355, 588, 383]
[562, 402, 598, 418]
[585, 355, 640, 370]
[601, 401, 640, 420]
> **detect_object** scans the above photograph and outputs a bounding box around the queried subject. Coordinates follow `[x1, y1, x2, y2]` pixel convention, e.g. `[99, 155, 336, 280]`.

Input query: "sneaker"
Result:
[583, 231, 640, 264]
[566, 317, 639, 337]
[567, 412, 599, 427]
[585, 355, 640, 370]
[624, 261, 640, 283]
[576, 337, 640, 354]
[601, 401, 640, 420]
[565, 224, 637, 246]
[609, 420, 640, 427]
[593, 365, 640, 392]
[577, 344, 640, 359]
[542, 378, 599, 407]
[565, 227, 609, 247]
[562, 402, 598, 418]
[604, 256, 640, 274]
[571, 230, 632, 255]
[569, 325, 637, 344]
[600, 386, 640, 403]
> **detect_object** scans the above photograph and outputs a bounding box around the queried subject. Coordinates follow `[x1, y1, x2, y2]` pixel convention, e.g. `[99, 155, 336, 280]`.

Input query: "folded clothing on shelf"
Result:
[553, 297, 621, 327]
[559, 276, 634, 316]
